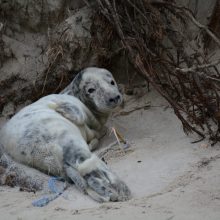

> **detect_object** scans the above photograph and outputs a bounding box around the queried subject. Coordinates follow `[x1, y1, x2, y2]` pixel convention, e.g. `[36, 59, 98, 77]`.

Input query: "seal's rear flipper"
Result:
[86, 188, 110, 202]
[64, 165, 87, 194]
[0, 153, 49, 191]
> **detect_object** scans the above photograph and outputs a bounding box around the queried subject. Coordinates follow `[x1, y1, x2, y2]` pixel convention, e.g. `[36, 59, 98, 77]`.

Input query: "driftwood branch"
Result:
[92, 0, 220, 144]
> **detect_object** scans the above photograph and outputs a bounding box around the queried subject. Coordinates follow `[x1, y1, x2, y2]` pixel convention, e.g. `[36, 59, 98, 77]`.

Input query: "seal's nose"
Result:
[109, 95, 121, 104]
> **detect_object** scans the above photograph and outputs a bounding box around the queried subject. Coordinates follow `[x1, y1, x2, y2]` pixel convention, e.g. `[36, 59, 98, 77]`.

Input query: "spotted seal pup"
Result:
[0, 67, 131, 202]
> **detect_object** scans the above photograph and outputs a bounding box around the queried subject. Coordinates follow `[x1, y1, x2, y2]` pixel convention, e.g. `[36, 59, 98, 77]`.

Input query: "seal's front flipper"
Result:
[88, 138, 99, 151]
[54, 102, 85, 126]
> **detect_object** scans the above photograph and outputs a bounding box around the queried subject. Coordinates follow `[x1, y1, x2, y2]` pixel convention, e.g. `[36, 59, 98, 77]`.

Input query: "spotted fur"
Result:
[0, 67, 131, 202]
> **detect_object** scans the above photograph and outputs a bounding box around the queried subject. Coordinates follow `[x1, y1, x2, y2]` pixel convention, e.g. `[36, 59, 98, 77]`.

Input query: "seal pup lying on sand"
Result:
[0, 67, 131, 202]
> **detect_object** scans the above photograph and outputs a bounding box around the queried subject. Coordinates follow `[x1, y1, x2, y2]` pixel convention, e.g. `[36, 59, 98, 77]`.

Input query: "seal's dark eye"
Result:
[111, 80, 115, 85]
[88, 88, 95, 93]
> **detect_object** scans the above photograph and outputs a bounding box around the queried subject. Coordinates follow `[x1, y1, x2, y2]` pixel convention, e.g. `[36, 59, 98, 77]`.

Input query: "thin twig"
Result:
[176, 60, 220, 73]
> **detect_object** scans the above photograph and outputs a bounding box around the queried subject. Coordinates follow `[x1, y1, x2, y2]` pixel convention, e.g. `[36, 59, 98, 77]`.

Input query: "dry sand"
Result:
[0, 90, 220, 220]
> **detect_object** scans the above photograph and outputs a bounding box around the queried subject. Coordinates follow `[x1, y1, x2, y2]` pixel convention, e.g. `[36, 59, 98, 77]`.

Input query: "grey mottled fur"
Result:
[0, 67, 131, 202]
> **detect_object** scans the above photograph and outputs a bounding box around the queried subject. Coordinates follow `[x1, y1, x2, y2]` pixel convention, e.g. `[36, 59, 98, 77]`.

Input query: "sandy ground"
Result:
[1, 90, 220, 220]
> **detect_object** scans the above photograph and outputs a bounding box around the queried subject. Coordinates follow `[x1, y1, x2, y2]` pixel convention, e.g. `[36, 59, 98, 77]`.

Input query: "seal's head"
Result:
[65, 67, 122, 115]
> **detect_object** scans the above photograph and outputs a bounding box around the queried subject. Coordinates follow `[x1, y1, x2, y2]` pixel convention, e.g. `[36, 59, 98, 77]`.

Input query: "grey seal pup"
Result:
[0, 67, 131, 202]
